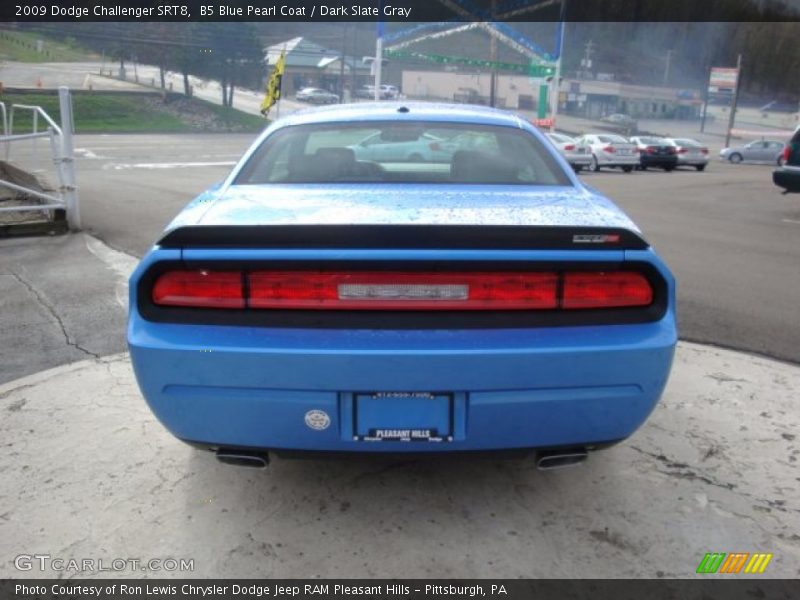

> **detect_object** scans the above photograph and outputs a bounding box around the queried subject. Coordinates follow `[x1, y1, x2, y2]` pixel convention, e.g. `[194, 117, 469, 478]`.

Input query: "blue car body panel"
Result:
[128, 103, 677, 454]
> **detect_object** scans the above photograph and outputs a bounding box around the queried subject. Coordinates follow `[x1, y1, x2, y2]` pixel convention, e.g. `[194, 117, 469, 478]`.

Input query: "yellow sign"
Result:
[260, 51, 285, 116]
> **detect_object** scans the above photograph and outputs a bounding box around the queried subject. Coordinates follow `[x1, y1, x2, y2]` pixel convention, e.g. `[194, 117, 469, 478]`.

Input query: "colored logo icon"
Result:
[696, 552, 773, 574]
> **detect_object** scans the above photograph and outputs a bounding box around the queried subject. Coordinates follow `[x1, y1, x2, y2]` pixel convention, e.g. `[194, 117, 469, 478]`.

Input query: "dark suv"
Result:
[774, 128, 800, 193]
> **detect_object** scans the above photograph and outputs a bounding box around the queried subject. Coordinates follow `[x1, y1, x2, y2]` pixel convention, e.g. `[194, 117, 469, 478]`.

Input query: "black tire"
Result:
[664, 166, 675, 172]
[639, 164, 647, 171]
[622, 166, 633, 173]
[590, 155, 600, 172]
[695, 164, 706, 172]
[728, 153, 743, 164]
[573, 165, 583, 173]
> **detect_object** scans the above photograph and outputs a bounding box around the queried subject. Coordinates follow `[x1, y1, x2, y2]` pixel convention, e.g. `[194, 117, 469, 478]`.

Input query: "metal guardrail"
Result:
[0, 86, 80, 230]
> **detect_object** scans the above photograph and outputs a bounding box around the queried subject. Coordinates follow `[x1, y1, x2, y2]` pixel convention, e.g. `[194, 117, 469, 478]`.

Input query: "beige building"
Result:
[402, 70, 703, 119]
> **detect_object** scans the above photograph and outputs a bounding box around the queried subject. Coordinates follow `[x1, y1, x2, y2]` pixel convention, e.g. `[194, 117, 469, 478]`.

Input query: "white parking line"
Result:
[782, 219, 800, 225]
[103, 161, 237, 171]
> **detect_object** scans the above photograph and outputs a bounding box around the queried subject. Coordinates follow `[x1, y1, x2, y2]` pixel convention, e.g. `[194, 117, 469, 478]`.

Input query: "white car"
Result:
[380, 85, 400, 99]
[663, 138, 710, 171]
[545, 133, 592, 172]
[576, 134, 640, 172]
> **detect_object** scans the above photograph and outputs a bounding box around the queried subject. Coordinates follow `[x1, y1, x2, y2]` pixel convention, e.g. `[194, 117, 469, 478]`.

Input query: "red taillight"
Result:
[783, 146, 791, 162]
[248, 271, 559, 310]
[562, 272, 653, 309]
[603, 146, 615, 153]
[678, 147, 688, 154]
[563, 144, 576, 151]
[701, 148, 709, 155]
[151, 269, 655, 312]
[152, 270, 244, 308]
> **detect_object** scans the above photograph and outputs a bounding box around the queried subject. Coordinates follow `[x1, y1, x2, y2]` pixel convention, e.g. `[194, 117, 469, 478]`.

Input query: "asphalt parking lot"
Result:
[1, 132, 799, 579]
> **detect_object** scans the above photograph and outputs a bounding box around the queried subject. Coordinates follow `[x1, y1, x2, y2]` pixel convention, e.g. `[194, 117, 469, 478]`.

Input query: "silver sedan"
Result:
[545, 133, 593, 172]
[664, 138, 710, 171]
[719, 139, 787, 165]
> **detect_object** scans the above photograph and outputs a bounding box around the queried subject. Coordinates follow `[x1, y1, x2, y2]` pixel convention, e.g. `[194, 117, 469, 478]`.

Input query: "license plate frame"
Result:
[353, 392, 454, 442]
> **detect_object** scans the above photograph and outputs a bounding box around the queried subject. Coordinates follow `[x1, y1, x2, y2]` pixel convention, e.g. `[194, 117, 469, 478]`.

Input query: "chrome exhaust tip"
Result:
[536, 449, 588, 470]
[215, 450, 269, 468]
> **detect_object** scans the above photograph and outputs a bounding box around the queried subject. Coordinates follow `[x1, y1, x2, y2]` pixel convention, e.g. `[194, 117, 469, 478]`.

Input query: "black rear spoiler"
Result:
[158, 225, 649, 251]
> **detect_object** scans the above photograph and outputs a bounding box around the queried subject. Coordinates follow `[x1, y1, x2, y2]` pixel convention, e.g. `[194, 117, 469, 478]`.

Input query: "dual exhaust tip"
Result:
[215, 448, 588, 470]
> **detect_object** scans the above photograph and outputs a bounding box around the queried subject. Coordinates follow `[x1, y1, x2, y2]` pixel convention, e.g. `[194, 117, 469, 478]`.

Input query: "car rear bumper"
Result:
[566, 153, 592, 166]
[129, 316, 676, 453]
[596, 154, 640, 166]
[773, 167, 800, 192]
[640, 155, 678, 168]
[677, 155, 709, 166]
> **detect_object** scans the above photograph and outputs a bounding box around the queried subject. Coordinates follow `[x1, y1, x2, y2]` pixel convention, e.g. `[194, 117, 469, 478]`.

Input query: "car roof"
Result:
[275, 102, 528, 128]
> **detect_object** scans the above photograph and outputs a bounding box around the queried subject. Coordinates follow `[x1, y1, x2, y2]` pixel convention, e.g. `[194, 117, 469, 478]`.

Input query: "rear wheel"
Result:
[590, 155, 600, 172]
[728, 153, 743, 164]
[622, 166, 634, 173]
[695, 164, 706, 172]
[664, 165, 675, 172]
[573, 165, 583, 173]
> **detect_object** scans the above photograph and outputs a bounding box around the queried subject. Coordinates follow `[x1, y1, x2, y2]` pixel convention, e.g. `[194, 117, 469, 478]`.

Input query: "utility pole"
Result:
[549, 0, 566, 126]
[663, 49, 673, 86]
[489, 0, 497, 107]
[579, 39, 594, 79]
[724, 54, 743, 149]
[374, 20, 383, 101]
[700, 64, 711, 133]
[339, 22, 347, 101]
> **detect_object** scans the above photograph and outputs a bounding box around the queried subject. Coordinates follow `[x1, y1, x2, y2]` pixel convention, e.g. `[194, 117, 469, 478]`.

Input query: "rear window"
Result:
[637, 137, 663, 145]
[597, 135, 628, 144]
[234, 122, 571, 186]
[674, 139, 700, 147]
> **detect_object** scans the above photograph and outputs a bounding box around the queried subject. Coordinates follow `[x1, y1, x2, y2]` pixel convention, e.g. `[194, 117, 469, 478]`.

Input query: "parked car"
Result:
[663, 138, 710, 171]
[350, 131, 451, 162]
[128, 103, 676, 468]
[719, 139, 786, 164]
[295, 87, 339, 104]
[355, 85, 376, 99]
[773, 127, 800, 193]
[600, 113, 638, 134]
[629, 136, 678, 171]
[380, 84, 400, 99]
[546, 132, 592, 172]
[576, 133, 640, 172]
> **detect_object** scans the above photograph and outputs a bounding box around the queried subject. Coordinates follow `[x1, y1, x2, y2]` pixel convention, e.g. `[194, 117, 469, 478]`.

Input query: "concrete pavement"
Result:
[0, 340, 798, 578]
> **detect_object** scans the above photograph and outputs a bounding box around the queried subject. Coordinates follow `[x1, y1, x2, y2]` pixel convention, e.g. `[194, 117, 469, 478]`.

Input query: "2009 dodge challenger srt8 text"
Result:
[128, 103, 676, 469]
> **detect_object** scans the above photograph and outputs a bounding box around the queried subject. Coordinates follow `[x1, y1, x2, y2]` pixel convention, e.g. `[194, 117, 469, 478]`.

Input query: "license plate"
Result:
[355, 392, 453, 442]
[368, 428, 441, 441]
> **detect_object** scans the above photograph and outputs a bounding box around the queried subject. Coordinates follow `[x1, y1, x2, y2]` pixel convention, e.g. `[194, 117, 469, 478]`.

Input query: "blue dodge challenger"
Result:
[128, 103, 676, 469]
